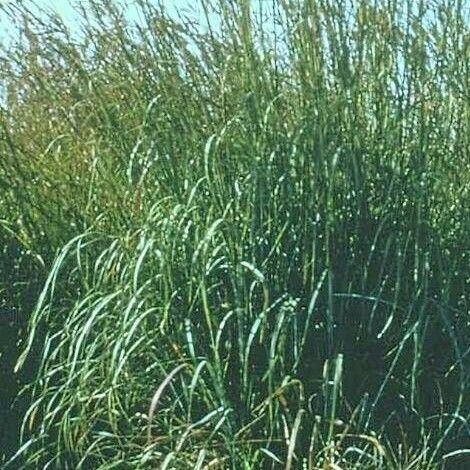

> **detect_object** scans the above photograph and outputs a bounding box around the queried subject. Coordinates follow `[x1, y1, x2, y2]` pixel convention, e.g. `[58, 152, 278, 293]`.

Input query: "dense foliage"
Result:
[1, 0, 469, 468]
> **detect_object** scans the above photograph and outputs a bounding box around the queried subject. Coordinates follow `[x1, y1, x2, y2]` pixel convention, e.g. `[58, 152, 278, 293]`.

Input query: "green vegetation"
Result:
[1, 0, 469, 468]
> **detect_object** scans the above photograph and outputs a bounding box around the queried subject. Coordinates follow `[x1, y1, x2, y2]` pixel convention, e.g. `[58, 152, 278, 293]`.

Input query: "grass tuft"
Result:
[1, 0, 469, 468]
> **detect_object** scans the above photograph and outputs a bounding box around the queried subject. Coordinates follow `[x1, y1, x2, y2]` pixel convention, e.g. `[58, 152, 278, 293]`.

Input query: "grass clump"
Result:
[0, 0, 469, 468]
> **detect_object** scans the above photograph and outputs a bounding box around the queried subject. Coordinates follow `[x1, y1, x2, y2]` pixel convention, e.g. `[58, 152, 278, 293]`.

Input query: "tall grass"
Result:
[0, 0, 469, 468]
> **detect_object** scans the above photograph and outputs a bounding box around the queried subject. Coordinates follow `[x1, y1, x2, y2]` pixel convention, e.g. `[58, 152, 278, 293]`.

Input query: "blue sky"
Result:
[0, 1, 284, 46]
[0, 1, 216, 41]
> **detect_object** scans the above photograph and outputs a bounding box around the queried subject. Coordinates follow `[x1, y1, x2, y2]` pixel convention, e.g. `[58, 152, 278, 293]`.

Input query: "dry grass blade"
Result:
[147, 363, 188, 445]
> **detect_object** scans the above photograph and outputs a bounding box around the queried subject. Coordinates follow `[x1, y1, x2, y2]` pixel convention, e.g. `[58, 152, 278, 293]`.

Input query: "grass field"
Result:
[0, 0, 469, 468]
